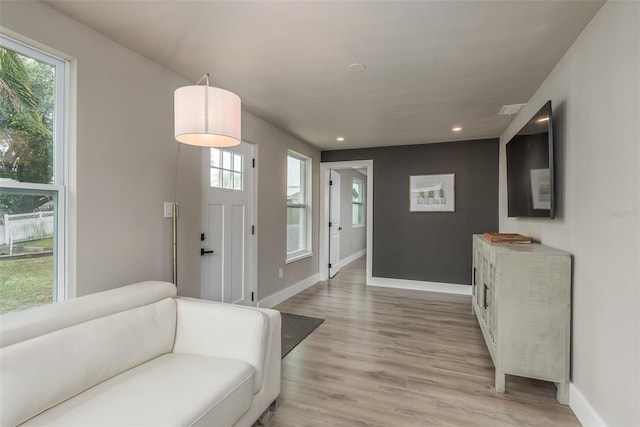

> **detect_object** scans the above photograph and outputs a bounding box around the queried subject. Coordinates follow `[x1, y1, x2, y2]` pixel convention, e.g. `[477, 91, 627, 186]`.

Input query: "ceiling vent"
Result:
[498, 103, 526, 116]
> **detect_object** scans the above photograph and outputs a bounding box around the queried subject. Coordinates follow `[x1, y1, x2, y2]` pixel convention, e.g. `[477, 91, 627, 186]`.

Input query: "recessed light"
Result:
[336, 137, 345, 142]
[452, 127, 462, 132]
[347, 63, 366, 73]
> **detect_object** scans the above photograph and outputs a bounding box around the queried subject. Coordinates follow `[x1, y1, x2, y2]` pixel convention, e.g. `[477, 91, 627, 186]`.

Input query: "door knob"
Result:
[339, 227, 342, 231]
[201, 248, 214, 256]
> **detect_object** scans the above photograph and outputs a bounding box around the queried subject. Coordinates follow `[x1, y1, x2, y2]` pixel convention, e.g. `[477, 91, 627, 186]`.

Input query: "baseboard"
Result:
[257, 273, 321, 309]
[570, 383, 607, 426]
[338, 249, 366, 269]
[367, 276, 471, 296]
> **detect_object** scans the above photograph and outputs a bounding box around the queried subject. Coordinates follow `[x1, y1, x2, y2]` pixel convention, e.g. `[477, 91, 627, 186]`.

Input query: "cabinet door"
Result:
[486, 260, 497, 344]
[482, 256, 491, 319]
[472, 239, 480, 300]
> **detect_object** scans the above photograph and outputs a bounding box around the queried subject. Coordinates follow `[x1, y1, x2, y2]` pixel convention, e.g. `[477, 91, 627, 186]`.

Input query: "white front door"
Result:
[201, 142, 254, 305]
[329, 169, 341, 278]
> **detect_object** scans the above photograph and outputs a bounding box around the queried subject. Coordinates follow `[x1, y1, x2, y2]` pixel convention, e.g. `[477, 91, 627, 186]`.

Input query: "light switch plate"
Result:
[164, 202, 173, 218]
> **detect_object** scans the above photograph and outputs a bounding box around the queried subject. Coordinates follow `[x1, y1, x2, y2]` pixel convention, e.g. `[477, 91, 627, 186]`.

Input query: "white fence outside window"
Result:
[0, 212, 54, 245]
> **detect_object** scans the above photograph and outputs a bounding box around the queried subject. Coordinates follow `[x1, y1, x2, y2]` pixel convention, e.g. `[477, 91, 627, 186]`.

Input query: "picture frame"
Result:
[409, 173, 455, 212]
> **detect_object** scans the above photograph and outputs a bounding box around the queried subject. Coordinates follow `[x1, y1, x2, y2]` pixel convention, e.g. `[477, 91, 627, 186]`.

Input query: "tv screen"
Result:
[506, 101, 555, 218]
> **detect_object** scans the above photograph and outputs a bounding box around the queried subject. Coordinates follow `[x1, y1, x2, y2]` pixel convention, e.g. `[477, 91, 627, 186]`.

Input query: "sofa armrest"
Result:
[256, 306, 281, 409]
[172, 298, 280, 397]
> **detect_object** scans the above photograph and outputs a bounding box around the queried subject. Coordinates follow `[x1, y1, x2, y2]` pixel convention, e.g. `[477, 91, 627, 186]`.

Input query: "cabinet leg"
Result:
[556, 380, 570, 405]
[495, 369, 505, 393]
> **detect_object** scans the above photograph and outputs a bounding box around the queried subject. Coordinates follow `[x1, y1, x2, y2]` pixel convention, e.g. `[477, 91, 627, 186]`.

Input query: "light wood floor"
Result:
[270, 257, 580, 427]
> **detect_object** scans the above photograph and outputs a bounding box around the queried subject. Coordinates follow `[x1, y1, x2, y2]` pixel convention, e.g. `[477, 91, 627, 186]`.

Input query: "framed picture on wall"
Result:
[409, 173, 455, 212]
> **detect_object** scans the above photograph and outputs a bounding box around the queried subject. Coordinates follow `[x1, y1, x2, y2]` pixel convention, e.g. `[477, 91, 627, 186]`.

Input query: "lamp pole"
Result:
[172, 142, 180, 287]
[172, 201, 178, 286]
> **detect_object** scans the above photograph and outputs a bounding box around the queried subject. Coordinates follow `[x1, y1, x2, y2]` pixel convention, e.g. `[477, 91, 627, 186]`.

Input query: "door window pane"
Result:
[210, 148, 221, 168]
[222, 170, 232, 188]
[222, 151, 232, 170]
[210, 168, 221, 188]
[210, 148, 243, 191]
[233, 172, 242, 190]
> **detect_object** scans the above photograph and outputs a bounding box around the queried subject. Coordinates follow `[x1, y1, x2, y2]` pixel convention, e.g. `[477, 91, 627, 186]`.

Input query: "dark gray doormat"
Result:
[280, 312, 324, 358]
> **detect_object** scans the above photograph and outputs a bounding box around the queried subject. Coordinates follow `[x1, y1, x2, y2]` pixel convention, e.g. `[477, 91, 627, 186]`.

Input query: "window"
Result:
[210, 148, 243, 190]
[352, 177, 365, 226]
[0, 35, 67, 313]
[286, 151, 311, 262]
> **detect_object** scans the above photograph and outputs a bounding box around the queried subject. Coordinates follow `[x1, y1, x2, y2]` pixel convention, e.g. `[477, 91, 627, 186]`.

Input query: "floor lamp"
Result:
[172, 73, 241, 287]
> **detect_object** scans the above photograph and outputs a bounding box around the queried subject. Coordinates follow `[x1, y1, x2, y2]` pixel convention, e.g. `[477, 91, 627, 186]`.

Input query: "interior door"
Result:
[201, 142, 254, 305]
[329, 169, 341, 278]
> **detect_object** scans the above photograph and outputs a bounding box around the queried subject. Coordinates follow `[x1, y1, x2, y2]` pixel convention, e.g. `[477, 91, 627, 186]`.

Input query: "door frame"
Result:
[200, 140, 259, 306]
[319, 160, 373, 283]
[328, 169, 341, 278]
[249, 142, 258, 306]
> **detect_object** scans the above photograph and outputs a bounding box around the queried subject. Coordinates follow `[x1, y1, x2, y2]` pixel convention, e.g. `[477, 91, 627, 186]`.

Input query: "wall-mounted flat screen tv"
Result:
[506, 100, 555, 218]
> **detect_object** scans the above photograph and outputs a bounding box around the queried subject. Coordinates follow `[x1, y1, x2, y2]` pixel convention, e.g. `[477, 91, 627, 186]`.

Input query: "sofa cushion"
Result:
[1, 298, 177, 426]
[19, 354, 255, 427]
[173, 299, 268, 394]
[0, 281, 177, 347]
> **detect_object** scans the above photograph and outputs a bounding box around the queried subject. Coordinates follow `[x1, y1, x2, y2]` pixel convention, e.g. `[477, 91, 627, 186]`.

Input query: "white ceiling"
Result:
[44, 0, 604, 151]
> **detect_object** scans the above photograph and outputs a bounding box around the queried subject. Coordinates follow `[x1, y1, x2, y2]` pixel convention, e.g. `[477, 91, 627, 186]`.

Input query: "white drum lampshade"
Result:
[174, 84, 241, 147]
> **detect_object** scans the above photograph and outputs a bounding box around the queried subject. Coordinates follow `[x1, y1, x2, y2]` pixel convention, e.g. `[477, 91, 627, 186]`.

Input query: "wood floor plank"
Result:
[270, 257, 579, 426]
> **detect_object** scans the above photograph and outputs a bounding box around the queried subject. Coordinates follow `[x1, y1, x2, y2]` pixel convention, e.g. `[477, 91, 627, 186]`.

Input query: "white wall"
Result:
[499, 2, 639, 425]
[242, 113, 320, 301]
[1, 1, 323, 303]
[0, 1, 202, 298]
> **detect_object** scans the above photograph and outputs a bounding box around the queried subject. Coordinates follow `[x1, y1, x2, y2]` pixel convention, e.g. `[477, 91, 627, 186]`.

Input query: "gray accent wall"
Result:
[322, 139, 498, 285]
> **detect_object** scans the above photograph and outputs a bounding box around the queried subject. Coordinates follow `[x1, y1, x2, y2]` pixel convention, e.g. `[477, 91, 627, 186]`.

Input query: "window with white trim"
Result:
[0, 35, 68, 313]
[286, 151, 311, 261]
[352, 177, 365, 226]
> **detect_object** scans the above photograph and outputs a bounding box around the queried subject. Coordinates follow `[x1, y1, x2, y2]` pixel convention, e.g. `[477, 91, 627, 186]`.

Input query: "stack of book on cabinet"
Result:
[483, 232, 532, 244]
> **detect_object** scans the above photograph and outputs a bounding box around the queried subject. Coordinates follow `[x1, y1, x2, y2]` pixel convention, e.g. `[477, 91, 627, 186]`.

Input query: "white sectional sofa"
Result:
[0, 281, 281, 427]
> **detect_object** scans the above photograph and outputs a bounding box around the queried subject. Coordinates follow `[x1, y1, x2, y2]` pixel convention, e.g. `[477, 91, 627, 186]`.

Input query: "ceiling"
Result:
[43, 0, 604, 151]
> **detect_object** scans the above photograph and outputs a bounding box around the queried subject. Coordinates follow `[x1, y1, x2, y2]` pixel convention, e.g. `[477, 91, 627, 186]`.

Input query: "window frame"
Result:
[0, 34, 68, 303]
[286, 150, 312, 263]
[352, 177, 365, 227]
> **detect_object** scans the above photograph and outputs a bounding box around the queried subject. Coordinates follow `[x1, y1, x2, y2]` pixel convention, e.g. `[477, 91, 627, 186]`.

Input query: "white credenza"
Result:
[471, 234, 571, 404]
